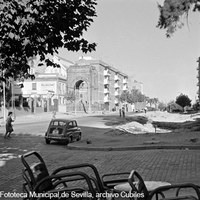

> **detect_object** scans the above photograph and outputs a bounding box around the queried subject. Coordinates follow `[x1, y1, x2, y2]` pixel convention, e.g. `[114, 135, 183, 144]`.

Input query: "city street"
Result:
[1, 0, 200, 199]
[0, 113, 200, 198]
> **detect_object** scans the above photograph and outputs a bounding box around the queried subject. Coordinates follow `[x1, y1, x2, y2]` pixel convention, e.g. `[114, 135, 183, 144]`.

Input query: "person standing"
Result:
[122, 106, 125, 118]
[4, 111, 15, 138]
[119, 108, 122, 117]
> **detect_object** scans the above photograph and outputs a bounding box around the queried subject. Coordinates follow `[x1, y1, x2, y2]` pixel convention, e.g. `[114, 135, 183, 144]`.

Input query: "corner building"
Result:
[67, 57, 128, 112]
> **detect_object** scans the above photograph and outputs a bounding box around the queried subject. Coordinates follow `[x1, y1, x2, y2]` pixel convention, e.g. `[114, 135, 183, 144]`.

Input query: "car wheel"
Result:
[77, 133, 81, 141]
[45, 139, 50, 144]
[69, 136, 73, 143]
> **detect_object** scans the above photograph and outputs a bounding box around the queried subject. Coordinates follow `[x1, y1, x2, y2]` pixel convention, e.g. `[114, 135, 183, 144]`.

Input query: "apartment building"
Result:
[19, 56, 143, 114]
[67, 57, 128, 112]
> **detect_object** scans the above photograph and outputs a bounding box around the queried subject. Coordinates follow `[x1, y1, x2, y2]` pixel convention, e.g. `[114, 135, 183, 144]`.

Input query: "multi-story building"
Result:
[16, 56, 143, 114]
[21, 56, 74, 113]
[67, 57, 128, 112]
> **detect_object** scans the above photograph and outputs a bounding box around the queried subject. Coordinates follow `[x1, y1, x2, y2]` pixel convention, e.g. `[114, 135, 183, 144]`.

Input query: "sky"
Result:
[59, 0, 200, 103]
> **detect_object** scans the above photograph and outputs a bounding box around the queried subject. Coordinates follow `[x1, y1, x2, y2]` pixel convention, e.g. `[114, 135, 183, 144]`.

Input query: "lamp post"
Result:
[11, 79, 16, 117]
[74, 86, 76, 115]
[3, 81, 6, 122]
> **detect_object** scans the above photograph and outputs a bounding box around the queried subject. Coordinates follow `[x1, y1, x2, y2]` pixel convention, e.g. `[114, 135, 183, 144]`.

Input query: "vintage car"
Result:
[45, 119, 82, 145]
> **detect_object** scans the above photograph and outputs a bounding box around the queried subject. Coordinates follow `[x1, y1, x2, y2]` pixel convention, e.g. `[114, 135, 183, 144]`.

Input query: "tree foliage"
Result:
[0, 0, 97, 80]
[158, 101, 167, 110]
[175, 93, 192, 107]
[157, 0, 200, 37]
[120, 89, 146, 104]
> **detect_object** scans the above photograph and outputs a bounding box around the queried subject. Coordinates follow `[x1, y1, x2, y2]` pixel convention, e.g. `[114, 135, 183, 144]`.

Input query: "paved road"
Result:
[0, 133, 200, 194]
[0, 112, 200, 199]
[0, 112, 112, 136]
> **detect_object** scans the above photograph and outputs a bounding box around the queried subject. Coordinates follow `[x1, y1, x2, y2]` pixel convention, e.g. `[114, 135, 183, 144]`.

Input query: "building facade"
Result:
[66, 57, 128, 112]
[21, 56, 74, 113]
[19, 56, 144, 114]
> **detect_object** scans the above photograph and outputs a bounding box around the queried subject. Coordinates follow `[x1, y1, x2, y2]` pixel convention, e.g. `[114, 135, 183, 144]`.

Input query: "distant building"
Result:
[66, 57, 128, 112]
[20, 56, 144, 114]
[22, 55, 74, 113]
[128, 77, 143, 94]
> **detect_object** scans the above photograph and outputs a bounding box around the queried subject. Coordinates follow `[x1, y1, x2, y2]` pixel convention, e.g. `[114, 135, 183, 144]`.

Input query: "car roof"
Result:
[50, 119, 76, 123]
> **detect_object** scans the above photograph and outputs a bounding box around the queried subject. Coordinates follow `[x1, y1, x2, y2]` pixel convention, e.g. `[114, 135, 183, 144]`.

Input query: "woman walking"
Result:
[4, 111, 15, 139]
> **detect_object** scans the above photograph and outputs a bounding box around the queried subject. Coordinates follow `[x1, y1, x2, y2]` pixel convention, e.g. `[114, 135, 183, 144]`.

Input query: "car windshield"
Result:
[51, 121, 67, 126]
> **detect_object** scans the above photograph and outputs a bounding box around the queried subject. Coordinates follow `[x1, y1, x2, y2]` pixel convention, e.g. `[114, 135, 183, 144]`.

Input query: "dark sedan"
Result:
[45, 119, 82, 145]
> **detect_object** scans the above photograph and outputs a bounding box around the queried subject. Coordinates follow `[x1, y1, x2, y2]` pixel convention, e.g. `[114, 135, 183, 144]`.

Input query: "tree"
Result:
[119, 90, 130, 103]
[129, 89, 146, 103]
[175, 93, 192, 108]
[119, 89, 146, 104]
[158, 101, 167, 111]
[193, 100, 200, 110]
[0, 0, 97, 81]
[157, 0, 200, 37]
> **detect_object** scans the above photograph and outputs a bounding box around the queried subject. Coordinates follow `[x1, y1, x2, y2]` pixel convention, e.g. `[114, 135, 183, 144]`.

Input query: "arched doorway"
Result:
[74, 80, 90, 113]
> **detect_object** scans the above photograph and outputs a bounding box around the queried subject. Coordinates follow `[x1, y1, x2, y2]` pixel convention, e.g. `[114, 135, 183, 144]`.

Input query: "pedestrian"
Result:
[122, 106, 125, 118]
[4, 111, 15, 139]
[119, 108, 122, 117]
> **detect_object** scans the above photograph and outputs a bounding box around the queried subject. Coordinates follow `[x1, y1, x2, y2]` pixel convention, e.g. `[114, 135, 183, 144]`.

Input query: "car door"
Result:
[72, 121, 79, 139]
[67, 121, 75, 140]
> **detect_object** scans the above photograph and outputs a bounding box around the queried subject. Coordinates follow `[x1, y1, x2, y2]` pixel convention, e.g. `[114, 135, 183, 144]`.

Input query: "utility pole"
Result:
[74, 86, 76, 115]
[3, 81, 6, 122]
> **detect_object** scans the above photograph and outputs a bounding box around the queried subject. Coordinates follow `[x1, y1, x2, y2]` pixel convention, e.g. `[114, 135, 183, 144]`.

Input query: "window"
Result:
[32, 83, 36, 90]
[68, 122, 73, 128]
[68, 121, 77, 128]
[59, 121, 67, 126]
[51, 121, 59, 126]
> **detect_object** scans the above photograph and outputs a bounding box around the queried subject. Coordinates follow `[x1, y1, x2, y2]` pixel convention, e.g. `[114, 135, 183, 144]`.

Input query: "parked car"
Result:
[45, 119, 82, 145]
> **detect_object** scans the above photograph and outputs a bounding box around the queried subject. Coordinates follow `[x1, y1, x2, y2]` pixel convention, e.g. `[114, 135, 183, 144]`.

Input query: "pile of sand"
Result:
[115, 111, 197, 134]
[115, 121, 169, 134]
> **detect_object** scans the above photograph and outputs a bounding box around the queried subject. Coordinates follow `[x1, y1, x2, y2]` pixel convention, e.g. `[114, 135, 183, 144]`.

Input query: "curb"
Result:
[67, 144, 200, 151]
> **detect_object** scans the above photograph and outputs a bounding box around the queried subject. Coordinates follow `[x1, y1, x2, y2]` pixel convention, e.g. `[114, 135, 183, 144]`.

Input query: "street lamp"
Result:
[3, 80, 6, 122]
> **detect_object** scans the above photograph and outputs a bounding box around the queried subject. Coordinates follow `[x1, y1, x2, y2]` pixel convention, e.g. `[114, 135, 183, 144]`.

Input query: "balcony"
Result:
[115, 90, 119, 96]
[104, 95, 109, 103]
[104, 70, 111, 77]
[114, 99, 119, 104]
[104, 78, 109, 85]
[197, 74, 199, 79]
[104, 88, 109, 94]
[123, 78, 127, 84]
[123, 85, 128, 90]
[197, 82, 199, 86]
[114, 82, 120, 88]
[114, 74, 120, 81]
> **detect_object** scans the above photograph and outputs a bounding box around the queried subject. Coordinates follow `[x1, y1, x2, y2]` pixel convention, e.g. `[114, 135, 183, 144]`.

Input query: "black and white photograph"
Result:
[0, 0, 200, 199]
